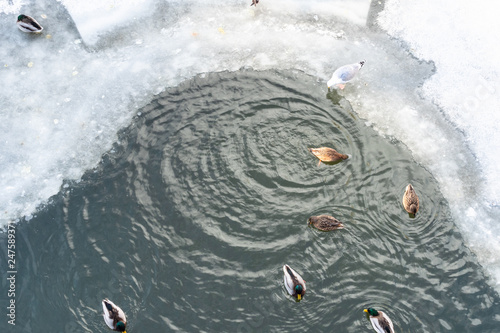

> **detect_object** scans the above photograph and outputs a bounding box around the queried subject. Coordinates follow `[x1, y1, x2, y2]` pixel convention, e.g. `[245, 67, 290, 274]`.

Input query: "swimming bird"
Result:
[283, 264, 306, 300]
[327, 61, 365, 89]
[250, 0, 259, 6]
[308, 147, 348, 165]
[402, 184, 420, 216]
[102, 299, 127, 332]
[364, 308, 395, 333]
[16, 14, 43, 33]
[308, 215, 344, 231]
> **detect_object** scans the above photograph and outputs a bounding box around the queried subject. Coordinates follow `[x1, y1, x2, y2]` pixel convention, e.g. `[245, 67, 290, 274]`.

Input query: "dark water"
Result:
[1, 69, 499, 332]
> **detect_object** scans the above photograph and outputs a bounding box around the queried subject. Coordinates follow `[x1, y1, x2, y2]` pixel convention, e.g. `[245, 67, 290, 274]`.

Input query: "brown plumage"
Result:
[308, 215, 344, 231]
[308, 147, 348, 165]
[402, 184, 419, 215]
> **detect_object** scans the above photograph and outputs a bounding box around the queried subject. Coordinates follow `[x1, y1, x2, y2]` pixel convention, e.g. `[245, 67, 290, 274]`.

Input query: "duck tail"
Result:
[286, 266, 294, 277]
[105, 302, 113, 312]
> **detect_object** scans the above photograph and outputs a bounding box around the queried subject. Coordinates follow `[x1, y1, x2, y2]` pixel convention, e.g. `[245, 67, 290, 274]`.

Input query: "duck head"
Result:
[364, 308, 379, 316]
[295, 285, 303, 300]
[116, 321, 127, 332]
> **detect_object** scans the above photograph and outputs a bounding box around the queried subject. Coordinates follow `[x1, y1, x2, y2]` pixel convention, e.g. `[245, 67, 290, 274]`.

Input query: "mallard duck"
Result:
[364, 308, 395, 333]
[250, 0, 259, 6]
[102, 298, 127, 332]
[402, 184, 419, 216]
[308, 147, 348, 165]
[327, 61, 365, 89]
[308, 215, 344, 231]
[283, 264, 306, 300]
[16, 14, 43, 33]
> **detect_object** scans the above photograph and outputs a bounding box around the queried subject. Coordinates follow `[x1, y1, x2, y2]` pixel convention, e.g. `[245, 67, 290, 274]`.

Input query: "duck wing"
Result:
[370, 312, 394, 333]
[333, 63, 359, 83]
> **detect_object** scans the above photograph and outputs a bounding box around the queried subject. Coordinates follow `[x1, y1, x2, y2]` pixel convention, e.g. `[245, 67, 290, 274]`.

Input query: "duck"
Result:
[16, 14, 43, 33]
[402, 184, 419, 216]
[308, 215, 344, 231]
[102, 298, 127, 332]
[327, 61, 365, 89]
[283, 264, 306, 300]
[364, 308, 395, 333]
[308, 147, 348, 165]
[250, 0, 259, 6]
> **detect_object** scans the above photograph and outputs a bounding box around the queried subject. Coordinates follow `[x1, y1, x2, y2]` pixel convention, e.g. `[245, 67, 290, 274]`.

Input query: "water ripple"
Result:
[5, 70, 499, 332]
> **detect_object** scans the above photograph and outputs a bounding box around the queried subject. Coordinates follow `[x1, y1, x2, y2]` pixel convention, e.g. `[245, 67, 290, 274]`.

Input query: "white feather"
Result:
[327, 62, 364, 88]
[102, 300, 115, 329]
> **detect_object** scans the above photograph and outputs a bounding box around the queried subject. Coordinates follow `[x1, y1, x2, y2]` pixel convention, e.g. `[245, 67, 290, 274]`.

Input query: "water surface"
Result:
[1, 70, 499, 332]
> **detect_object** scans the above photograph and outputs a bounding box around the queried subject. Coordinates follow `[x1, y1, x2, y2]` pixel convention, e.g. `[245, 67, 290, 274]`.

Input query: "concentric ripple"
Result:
[4, 69, 499, 332]
[158, 71, 357, 242]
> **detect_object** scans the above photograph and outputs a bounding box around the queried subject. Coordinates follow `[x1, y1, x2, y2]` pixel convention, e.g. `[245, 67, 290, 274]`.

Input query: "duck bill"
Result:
[297, 294, 301, 300]
[363, 309, 368, 313]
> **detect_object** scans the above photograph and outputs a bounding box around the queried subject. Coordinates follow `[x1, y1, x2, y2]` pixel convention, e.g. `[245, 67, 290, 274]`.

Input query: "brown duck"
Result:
[308, 147, 348, 165]
[402, 184, 419, 216]
[308, 215, 344, 231]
